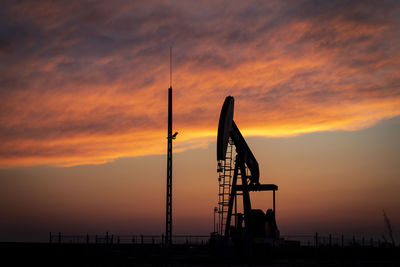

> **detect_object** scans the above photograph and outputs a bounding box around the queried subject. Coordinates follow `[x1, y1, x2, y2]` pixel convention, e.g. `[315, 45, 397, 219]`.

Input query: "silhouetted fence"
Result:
[49, 232, 393, 248]
[282, 233, 390, 248]
[49, 232, 209, 245]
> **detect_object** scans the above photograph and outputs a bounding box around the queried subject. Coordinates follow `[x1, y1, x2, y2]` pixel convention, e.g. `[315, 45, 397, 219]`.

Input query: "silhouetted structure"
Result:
[166, 48, 177, 246]
[216, 96, 279, 246]
[7, 239, 400, 266]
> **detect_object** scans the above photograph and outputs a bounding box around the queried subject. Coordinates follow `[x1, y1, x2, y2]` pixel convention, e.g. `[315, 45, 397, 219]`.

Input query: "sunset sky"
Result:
[1, 0, 399, 242]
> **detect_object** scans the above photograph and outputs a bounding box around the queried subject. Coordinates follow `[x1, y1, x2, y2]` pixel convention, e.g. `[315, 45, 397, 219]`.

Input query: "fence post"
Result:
[58, 232, 61, 244]
[315, 232, 319, 248]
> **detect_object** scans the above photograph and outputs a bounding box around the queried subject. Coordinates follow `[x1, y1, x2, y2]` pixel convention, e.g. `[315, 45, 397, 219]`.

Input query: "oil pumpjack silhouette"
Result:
[216, 96, 280, 244]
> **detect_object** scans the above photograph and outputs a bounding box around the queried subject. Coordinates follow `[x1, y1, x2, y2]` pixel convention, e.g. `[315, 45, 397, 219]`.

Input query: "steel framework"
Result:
[217, 138, 234, 235]
[166, 86, 173, 246]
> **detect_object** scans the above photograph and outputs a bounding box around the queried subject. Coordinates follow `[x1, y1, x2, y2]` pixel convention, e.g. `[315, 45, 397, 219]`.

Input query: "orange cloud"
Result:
[1, 0, 399, 166]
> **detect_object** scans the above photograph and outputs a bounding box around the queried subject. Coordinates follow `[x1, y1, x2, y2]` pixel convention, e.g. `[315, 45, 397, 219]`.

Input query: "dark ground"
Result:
[1, 242, 399, 266]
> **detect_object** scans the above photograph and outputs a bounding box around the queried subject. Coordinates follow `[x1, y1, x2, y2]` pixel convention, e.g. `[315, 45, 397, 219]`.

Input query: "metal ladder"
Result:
[217, 138, 234, 236]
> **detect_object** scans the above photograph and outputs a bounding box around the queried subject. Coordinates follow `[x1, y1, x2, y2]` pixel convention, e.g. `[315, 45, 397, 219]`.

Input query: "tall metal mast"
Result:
[165, 47, 175, 246]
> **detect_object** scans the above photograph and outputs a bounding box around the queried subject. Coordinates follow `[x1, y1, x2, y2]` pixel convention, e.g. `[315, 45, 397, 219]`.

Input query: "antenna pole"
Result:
[166, 47, 173, 247]
[170, 47, 172, 88]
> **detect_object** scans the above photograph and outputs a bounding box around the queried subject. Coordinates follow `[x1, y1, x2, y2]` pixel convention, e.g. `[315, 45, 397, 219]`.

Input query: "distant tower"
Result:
[166, 47, 177, 246]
